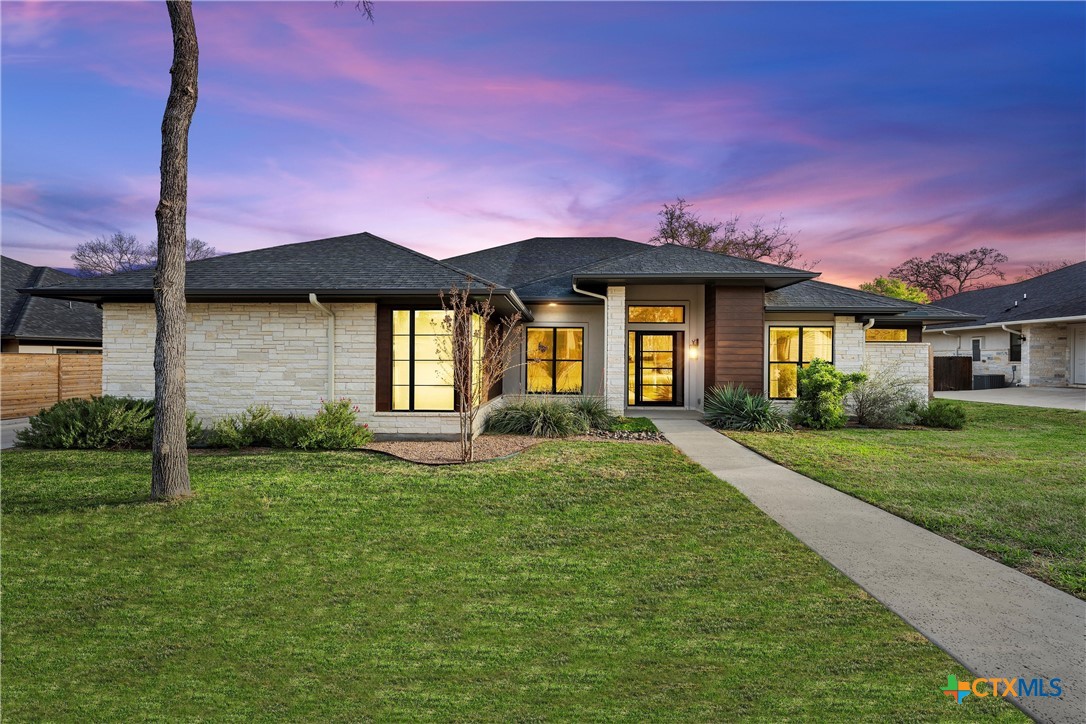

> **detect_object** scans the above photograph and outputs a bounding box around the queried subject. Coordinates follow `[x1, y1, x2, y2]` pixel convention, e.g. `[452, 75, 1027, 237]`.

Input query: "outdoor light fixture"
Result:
[689, 338, 700, 359]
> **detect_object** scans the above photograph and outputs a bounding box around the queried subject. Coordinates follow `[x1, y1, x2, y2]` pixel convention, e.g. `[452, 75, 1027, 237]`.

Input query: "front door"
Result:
[628, 331, 683, 406]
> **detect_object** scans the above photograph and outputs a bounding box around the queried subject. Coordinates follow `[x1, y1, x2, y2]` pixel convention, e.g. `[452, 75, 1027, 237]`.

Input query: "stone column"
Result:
[833, 315, 865, 373]
[605, 286, 626, 411]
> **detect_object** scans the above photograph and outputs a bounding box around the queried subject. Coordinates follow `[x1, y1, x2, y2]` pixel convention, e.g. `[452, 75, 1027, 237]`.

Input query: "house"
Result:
[24, 232, 972, 438]
[1, 255, 102, 354]
[923, 261, 1086, 388]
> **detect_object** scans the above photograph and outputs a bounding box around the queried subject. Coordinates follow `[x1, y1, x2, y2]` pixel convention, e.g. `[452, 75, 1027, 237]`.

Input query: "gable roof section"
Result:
[2, 256, 102, 342]
[766, 280, 976, 322]
[445, 236, 648, 287]
[926, 261, 1086, 329]
[25, 232, 529, 316]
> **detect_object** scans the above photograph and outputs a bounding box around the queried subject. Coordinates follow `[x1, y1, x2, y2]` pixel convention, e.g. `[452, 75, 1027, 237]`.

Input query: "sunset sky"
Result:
[2, 1, 1083, 286]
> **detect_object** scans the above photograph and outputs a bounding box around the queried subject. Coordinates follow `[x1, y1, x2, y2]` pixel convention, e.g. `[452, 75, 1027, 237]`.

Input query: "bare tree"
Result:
[151, 0, 199, 501]
[649, 198, 817, 269]
[437, 282, 523, 462]
[1015, 259, 1074, 282]
[890, 248, 1008, 300]
[183, 237, 218, 261]
[71, 232, 152, 276]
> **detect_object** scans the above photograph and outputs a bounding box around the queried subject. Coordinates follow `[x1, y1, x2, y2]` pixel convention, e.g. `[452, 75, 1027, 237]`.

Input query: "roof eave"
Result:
[926, 314, 1086, 332]
[573, 271, 818, 290]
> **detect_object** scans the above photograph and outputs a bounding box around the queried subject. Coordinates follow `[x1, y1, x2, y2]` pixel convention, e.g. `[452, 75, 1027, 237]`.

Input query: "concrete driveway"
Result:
[2, 417, 30, 450]
[935, 386, 1085, 411]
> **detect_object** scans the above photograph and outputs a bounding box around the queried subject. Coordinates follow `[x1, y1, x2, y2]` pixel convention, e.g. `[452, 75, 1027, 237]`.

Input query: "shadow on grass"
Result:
[2, 492, 163, 516]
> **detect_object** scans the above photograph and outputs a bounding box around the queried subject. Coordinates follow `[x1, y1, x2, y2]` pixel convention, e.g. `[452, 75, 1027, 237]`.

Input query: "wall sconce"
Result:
[689, 338, 700, 359]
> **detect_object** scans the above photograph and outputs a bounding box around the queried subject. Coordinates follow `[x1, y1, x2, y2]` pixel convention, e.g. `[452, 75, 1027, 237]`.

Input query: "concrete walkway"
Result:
[936, 386, 1086, 411]
[1, 417, 29, 450]
[653, 417, 1085, 724]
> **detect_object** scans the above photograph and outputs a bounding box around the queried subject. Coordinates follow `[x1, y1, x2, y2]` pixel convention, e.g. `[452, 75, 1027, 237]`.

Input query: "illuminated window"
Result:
[866, 328, 908, 342]
[526, 327, 583, 394]
[768, 326, 833, 399]
[392, 310, 483, 411]
[628, 305, 684, 323]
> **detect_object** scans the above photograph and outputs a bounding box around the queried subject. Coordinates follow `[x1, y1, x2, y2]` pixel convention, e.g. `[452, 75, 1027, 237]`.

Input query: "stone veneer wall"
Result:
[833, 316, 865, 373]
[103, 302, 377, 422]
[604, 286, 626, 411]
[864, 342, 932, 400]
[1023, 323, 1071, 387]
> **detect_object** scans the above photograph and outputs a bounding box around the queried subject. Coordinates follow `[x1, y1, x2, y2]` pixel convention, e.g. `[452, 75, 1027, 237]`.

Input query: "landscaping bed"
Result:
[2, 444, 1019, 720]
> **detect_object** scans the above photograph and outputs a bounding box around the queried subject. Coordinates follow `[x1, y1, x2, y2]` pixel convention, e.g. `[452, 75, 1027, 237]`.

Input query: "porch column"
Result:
[604, 285, 626, 411]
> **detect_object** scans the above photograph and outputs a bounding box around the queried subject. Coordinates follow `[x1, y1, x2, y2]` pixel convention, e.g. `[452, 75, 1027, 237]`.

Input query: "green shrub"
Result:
[16, 396, 202, 450]
[849, 368, 923, 428]
[704, 384, 791, 432]
[485, 398, 589, 437]
[208, 400, 372, 449]
[566, 396, 618, 431]
[789, 359, 865, 430]
[610, 416, 658, 433]
[908, 398, 967, 430]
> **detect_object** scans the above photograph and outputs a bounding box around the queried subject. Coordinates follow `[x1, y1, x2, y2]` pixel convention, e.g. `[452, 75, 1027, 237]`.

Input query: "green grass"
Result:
[2, 444, 1022, 721]
[610, 416, 659, 433]
[728, 402, 1086, 598]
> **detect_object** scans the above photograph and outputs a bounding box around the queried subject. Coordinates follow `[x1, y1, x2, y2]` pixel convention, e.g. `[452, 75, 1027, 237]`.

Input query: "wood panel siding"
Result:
[1, 353, 102, 419]
[375, 305, 393, 411]
[704, 285, 765, 394]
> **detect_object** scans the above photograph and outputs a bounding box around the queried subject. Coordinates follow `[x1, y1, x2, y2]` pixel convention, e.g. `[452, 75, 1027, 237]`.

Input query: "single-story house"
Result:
[2, 255, 102, 354]
[25, 232, 973, 438]
[924, 261, 1086, 388]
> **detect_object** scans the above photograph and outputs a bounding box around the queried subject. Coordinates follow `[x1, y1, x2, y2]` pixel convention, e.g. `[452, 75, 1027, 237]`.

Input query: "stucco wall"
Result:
[103, 302, 376, 421]
[864, 342, 932, 400]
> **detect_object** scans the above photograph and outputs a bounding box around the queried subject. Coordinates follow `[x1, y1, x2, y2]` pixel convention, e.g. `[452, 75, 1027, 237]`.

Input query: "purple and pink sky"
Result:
[3, 1, 1084, 286]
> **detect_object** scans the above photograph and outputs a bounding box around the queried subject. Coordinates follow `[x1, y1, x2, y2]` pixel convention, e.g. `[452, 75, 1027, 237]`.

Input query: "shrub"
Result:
[566, 396, 618, 431]
[789, 359, 865, 430]
[849, 367, 923, 428]
[909, 399, 967, 430]
[485, 398, 589, 437]
[208, 399, 372, 449]
[704, 384, 791, 432]
[17, 396, 202, 450]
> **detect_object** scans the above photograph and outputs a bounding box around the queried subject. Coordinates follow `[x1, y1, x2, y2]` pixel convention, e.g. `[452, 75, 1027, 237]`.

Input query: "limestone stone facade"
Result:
[864, 342, 932, 400]
[1023, 323, 1072, 387]
[604, 286, 627, 411]
[833, 315, 866, 373]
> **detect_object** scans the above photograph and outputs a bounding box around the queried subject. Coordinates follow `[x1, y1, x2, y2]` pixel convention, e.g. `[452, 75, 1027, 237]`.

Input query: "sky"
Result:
[2, 1, 1084, 286]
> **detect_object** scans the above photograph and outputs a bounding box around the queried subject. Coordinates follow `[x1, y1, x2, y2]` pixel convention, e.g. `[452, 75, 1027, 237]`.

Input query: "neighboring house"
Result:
[924, 262, 1086, 388]
[1, 255, 102, 354]
[25, 232, 971, 438]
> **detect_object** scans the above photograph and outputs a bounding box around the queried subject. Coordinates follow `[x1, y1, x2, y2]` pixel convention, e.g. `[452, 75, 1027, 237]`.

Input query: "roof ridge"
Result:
[362, 232, 508, 290]
[656, 242, 816, 274]
[513, 241, 657, 286]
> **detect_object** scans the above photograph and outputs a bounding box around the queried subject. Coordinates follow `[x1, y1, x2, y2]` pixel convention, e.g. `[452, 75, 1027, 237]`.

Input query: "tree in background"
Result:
[889, 248, 1007, 300]
[437, 282, 523, 463]
[71, 233, 217, 277]
[1015, 259, 1074, 282]
[858, 276, 930, 304]
[649, 198, 818, 269]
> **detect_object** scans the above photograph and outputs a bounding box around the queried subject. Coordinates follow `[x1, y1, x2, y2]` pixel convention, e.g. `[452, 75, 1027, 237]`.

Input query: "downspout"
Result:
[861, 318, 875, 331]
[309, 293, 336, 400]
[572, 282, 607, 302]
[1001, 324, 1024, 386]
[941, 329, 962, 353]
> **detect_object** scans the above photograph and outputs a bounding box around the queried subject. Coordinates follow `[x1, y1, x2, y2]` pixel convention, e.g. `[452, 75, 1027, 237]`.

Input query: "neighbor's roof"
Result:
[2, 256, 102, 342]
[766, 280, 976, 323]
[926, 261, 1086, 330]
[24, 232, 531, 317]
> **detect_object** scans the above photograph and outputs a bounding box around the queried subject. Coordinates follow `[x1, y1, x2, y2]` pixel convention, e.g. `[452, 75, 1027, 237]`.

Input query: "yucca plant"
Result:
[566, 396, 618, 431]
[485, 398, 589, 437]
[704, 384, 790, 432]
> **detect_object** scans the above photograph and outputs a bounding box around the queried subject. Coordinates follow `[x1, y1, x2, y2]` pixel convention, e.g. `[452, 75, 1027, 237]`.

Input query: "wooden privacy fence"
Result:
[933, 355, 972, 392]
[1, 353, 103, 419]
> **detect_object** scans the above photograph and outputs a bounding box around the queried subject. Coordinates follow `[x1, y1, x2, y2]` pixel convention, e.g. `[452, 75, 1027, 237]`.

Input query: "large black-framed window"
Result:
[1009, 332, 1022, 362]
[392, 310, 453, 411]
[768, 326, 833, 399]
[526, 327, 584, 394]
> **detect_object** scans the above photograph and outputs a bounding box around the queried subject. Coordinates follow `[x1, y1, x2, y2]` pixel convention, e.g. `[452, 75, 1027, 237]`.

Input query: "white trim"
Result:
[929, 315, 1086, 333]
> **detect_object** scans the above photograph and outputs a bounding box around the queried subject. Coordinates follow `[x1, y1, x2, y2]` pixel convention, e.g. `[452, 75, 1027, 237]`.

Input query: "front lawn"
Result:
[728, 402, 1085, 597]
[2, 444, 1021, 720]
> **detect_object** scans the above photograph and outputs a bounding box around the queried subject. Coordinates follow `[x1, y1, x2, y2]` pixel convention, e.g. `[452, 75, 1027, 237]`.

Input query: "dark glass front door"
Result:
[628, 331, 682, 406]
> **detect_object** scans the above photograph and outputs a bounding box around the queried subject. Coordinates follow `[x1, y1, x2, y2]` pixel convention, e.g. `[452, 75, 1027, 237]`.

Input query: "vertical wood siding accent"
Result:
[706, 285, 765, 394]
[375, 305, 392, 412]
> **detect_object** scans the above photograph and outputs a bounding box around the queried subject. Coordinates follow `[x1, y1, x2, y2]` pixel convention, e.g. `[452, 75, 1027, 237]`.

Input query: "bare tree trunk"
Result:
[152, 0, 198, 500]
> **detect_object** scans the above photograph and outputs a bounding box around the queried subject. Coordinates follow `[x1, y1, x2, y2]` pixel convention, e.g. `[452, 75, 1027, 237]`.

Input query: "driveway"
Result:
[936, 386, 1085, 410]
[2, 417, 30, 450]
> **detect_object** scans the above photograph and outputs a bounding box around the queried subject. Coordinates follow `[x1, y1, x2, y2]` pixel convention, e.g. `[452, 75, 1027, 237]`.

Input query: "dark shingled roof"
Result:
[25, 232, 529, 315]
[926, 261, 1086, 329]
[766, 280, 976, 322]
[445, 237, 648, 288]
[2, 256, 102, 342]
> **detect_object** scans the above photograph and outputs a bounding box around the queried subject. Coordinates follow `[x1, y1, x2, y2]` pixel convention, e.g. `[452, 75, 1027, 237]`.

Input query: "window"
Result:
[526, 327, 583, 394]
[392, 310, 484, 411]
[866, 328, 908, 342]
[1009, 332, 1022, 363]
[768, 326, 833, 399]
[628, 305, 684, 323]
[971, 338, 982, 362]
